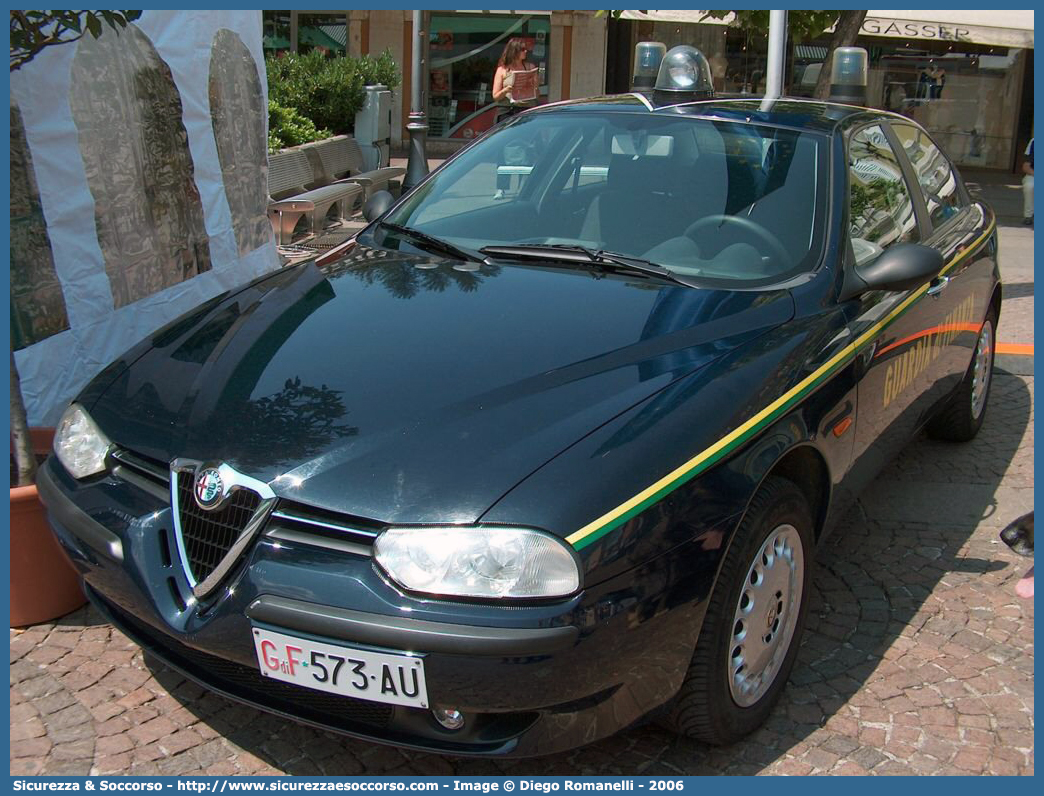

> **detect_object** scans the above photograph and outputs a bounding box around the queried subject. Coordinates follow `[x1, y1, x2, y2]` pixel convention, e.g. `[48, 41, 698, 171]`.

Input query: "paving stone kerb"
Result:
[11, 223, 1033, 777]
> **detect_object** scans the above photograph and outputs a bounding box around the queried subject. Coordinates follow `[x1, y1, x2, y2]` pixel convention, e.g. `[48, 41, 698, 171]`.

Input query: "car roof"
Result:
[532, 94, 905, 136]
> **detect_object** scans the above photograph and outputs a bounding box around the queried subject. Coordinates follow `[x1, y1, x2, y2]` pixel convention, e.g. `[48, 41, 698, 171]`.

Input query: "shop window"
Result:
[297, 13, 347, 57]
[870, 46, 1026, 170]
[637, 20, 764, 95]
[262, 11, 346, 58]
[427, 13, 550, 140]
[891, 123, 965, 229]
[262, 11, 291, 57]
[848, 125, 918, 264]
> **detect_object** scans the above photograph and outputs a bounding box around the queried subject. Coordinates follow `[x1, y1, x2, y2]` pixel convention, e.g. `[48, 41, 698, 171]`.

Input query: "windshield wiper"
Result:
[479, 244, 697, 287]
[378, 221, 488, 264]
[592, 249, 683, 281]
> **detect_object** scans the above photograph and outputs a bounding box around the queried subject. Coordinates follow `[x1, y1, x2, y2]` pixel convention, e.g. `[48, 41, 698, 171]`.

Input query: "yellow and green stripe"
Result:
[567, 221, 997, 551]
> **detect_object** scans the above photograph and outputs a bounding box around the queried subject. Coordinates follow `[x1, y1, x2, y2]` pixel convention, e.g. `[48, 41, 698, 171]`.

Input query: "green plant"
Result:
[266, 49, 401, 135]
[357, 49, 401, 90]
[267, 99, 331, 152]
[267, 50, 325, 116]
[309, 53, 368, 133]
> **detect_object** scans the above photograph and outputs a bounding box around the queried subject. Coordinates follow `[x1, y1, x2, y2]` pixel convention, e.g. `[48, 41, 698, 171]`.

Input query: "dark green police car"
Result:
[39, 52, 999, 756]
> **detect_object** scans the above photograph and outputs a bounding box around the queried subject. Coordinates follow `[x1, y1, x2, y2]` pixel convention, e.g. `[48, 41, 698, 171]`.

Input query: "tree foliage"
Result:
[218, 377, 358, 471]
[599, 9, 842, 41]
[700, 10, 842, 42]
[266, 49, 401, 140]
[850, 178, 903, 227]
[10, 10, 142, 71]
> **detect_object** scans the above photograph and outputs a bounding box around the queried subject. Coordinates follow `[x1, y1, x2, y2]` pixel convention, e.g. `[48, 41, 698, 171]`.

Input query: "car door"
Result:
[887, 120, 997, 395]
[843, 122, 969, 490]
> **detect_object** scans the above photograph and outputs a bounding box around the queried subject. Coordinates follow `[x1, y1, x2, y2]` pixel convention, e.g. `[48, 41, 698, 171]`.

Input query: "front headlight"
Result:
[54, 403, 112, 479]
[374, 526, 581, 600]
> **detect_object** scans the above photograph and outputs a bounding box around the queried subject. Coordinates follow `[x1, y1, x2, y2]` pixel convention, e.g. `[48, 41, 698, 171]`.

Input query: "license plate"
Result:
[252, 627, 428, 709]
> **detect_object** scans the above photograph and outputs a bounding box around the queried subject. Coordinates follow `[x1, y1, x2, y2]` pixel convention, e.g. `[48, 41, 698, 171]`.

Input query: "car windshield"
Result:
[380, 110, 829, 287]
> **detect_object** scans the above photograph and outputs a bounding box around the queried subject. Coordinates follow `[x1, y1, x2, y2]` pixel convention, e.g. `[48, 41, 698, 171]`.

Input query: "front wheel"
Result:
[662, 476, 813, 745]
[926, 308, 996, 442]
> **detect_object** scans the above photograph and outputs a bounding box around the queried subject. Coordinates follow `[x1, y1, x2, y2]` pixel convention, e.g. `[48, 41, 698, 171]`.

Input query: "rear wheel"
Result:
[662, 476, 813, 745]
[926, 309, 996, 442]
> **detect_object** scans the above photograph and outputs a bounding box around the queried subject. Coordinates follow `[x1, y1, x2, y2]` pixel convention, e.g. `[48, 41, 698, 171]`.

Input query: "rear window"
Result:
[383, 111, 829, 287]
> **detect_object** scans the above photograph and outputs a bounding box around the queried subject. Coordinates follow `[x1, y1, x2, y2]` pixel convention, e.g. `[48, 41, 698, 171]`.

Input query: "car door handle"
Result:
[926, 276, 950, 297]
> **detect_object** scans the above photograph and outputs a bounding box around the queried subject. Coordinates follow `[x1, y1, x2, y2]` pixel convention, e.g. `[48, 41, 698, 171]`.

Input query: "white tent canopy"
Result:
[618, 10, 1034, 49]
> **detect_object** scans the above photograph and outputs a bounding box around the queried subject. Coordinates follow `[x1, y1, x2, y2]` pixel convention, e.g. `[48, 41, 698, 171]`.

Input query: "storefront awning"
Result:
[861, 11, 1033, 49]
[795, 45, 828, 60]
[618, 10, 1034, 49]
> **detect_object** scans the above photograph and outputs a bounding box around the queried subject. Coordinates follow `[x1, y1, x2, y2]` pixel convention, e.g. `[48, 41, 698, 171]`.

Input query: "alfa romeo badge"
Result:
[194, 467, 225, 509]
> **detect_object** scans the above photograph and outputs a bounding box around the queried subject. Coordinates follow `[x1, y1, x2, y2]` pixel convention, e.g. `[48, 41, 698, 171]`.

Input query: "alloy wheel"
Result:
[728, 523, 805, 707]
[970, 319, 993, 420]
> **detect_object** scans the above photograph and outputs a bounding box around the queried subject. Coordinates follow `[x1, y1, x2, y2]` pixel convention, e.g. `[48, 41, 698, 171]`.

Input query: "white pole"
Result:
[761, 10, 788, 111]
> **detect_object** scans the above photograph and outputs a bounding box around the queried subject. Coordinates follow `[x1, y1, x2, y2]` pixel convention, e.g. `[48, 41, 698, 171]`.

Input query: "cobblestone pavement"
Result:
[11, 224, 1034, 777]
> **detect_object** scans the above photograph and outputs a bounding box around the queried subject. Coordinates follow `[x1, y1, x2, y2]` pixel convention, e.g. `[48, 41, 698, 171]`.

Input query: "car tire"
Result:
[926, 308, 996, 442]
[662, 476, 814, 745]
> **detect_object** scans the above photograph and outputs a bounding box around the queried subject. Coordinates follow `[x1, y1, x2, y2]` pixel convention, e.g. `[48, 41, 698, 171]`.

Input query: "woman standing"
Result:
[492, 37, 536, 119]
[491, 38, 537, 199]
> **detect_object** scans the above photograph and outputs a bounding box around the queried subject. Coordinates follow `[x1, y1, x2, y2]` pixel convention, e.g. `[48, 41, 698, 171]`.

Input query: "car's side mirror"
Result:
[842, 242, 945, 301]
[363, 190, 395, 222]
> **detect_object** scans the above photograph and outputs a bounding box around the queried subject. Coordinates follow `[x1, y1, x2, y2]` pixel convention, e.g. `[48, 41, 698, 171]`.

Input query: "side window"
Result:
[891, 123, 965, 229]
[848, 125, 919, 265]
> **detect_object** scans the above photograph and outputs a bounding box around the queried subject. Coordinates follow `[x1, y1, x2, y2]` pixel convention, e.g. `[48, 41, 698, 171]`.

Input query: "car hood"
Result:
[87, 243, 794, 524]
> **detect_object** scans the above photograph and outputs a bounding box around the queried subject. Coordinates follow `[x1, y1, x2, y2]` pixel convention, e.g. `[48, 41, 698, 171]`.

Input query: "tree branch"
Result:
[813, 10, 867, 99]
[10, 10, 141, 71]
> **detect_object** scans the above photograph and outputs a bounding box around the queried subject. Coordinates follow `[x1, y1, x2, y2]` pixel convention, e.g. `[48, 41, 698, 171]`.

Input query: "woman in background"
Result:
[492, 37, 536, 119]
[491, 38, 537, 199]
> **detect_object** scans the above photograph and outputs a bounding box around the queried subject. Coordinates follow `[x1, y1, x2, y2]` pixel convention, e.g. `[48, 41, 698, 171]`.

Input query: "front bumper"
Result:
[38, 458, 706, 757]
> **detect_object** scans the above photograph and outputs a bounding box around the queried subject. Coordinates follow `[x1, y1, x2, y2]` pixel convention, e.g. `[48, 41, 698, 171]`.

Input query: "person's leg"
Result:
[494, 109, 511, 199]
[1016, 565, 1033, 599]
[495, 157, 509, 197]
[1023, 174, 1033, 225]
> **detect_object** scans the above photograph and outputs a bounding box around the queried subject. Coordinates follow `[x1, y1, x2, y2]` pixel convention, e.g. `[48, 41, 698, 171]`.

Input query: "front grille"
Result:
[95, 590, 393, 730]
[111, 448, 170, 486]
[176, 472, 261, 583]
[270, 500, 381, 550]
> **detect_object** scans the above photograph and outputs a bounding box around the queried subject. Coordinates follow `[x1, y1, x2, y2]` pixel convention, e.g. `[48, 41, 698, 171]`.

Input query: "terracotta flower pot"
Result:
[10, 428, 87, 627]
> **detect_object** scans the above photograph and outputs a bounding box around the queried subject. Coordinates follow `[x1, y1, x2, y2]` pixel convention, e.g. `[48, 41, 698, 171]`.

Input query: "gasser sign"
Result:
[862, 18, 971, 41]
[881, 294, 977, 409]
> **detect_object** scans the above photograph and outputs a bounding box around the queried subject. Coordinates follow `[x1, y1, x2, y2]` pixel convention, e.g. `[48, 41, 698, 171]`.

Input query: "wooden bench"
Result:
[267, 149, 364, 245]
[302, 135, 406, 207]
